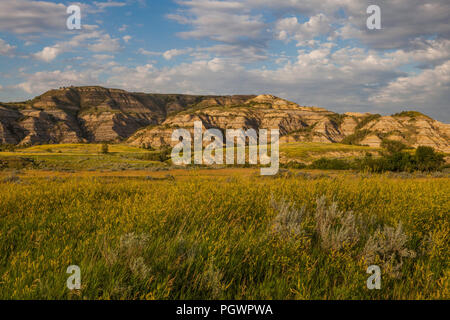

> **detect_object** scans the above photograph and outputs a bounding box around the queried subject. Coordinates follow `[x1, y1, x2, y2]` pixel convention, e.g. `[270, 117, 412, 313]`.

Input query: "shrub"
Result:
[392, 111, 430, 119]
[355, 114, 381, 130]
[315, 196, 360, 251]
[101, 233, 151, 280]
[327, 114, 346, 126]
[139, 147, 172, 162]
[101, 143, 109, 154]
[270, 198, 308, 237]
[309, 157, 352, 170]
[381, 139, 407, 154]
[2, 172, 21, 183]
[362, 223, 416, 278]
[282, 161, 307, 169]
[341, 129, 371, 145]
[0, 157, 35, 170]
[415, 146, 445, 172]
[0, 144, 17, 152]
[356, 146, 444, 173]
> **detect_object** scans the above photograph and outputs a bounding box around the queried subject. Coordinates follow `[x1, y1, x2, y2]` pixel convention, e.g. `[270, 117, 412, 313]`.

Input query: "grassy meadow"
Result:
[0, 143, 449, 300]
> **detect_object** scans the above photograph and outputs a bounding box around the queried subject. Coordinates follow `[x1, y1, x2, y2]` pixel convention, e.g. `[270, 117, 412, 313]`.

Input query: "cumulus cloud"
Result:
[0, 39, 16, 56]
[0, 0, 66, 34]
[370, 61, 450, 111]
[138, 48, 161, 56]
[94, 1, 127, 10]
[15, 69, 99, 94]
[168, 0, 269, 62]
[31, 26, 122, 62]
[163, 48, 193, 60]
[33, 46, 61, 62]
[275, 14, 333, 46]
[88, 34, 121, 52]
[93, 54, 115, 60]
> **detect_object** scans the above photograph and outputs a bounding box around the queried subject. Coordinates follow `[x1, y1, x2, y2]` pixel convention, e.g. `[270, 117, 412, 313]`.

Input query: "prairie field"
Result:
[0, 165, 449, 300]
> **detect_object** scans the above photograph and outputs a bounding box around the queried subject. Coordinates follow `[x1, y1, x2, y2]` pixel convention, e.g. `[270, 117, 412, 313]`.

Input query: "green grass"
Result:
[0, 142, 383, 170]
[0, 144, 162, 171]
[15, 143, 151, 155]
[280, 142, 379, 162]
[0, 173, 448, 299]
[392, 111, 432, 119]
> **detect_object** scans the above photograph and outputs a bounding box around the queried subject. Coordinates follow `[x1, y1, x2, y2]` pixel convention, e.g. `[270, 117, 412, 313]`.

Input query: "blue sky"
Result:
[0, 0, 449, 121]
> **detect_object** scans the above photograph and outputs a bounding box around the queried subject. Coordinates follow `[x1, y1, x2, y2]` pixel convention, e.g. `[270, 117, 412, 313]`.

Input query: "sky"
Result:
[0, 0, 449, 122]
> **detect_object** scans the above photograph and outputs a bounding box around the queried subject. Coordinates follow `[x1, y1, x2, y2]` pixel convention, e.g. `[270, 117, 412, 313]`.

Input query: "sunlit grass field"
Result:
[0, 142, 385, 171]
[280, 142, 380, 161]
[0, 144, 161, 171]
[0, 168, 448, 300]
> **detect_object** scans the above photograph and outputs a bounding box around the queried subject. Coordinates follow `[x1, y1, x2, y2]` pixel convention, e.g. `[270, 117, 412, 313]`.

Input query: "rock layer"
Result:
[0, 86, 449, 153]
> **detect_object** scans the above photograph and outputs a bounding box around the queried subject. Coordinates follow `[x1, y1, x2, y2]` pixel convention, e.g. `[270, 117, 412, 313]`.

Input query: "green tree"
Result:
[381, 139, 407, 155]
[415, 146, 445, 171]
[101, 143, 109, 154]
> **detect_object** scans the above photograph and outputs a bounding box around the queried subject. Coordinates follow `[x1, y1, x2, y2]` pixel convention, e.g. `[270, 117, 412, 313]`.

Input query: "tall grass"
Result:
[0, 174, 448, 299]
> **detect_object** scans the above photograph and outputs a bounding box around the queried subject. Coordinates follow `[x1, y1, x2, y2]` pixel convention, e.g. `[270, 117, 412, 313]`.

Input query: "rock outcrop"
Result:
[1, 87, 449, 153]
[0, 86, 253, 145]
[128, 95, 450, 153]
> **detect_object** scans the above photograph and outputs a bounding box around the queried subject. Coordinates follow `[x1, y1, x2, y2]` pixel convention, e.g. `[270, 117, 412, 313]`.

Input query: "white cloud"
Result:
[275, 14, 332, 46]
[15, 69, 98, 94]
[93, 54, 114, 60]
[94, 1, 127, 10]
[168, 0, 269, 62]
[88, 34, 121, 52]
[138, 48, 161, 56]
[163, 48, 193, 60]
[33, 46, 61, 62]
[31, 27, 122, 62]
[251, 0, 450, 50]
[123, 35, 132, 43]
[0, 0, 66, 34]
[0, 39, 16, 56]
[370, 61, 450, 108]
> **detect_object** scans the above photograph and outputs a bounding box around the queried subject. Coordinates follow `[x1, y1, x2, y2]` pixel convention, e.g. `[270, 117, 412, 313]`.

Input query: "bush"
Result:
[0, 157, 35, 170]
[309, 158, 352, 170]
[341, 129, 371, 145]
[355, 114, 381, 130]
[381, 139, 407, 154]
[282, 161, 307, 169]
[0, 144, 17, 152]
[315, 196, 360, 251]
[356, 146, 445, 173]
[139, 147, 172, 162]
[101, 143, 109, 154]
[270, 198, 307, 238]
[362, 223, 416, 278]
[415, 146, 445, 172]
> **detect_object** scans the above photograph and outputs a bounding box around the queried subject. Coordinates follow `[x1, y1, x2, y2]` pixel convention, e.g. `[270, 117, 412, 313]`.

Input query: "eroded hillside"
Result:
[128, 94, 450, 153]
[1, 87, 449, 153]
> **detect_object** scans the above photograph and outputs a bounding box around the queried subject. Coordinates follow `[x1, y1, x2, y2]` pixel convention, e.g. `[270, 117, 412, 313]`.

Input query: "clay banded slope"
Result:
[0, 87, 449, 153]
[128, 94, 450, 153]
[0, 86, 254, 145]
